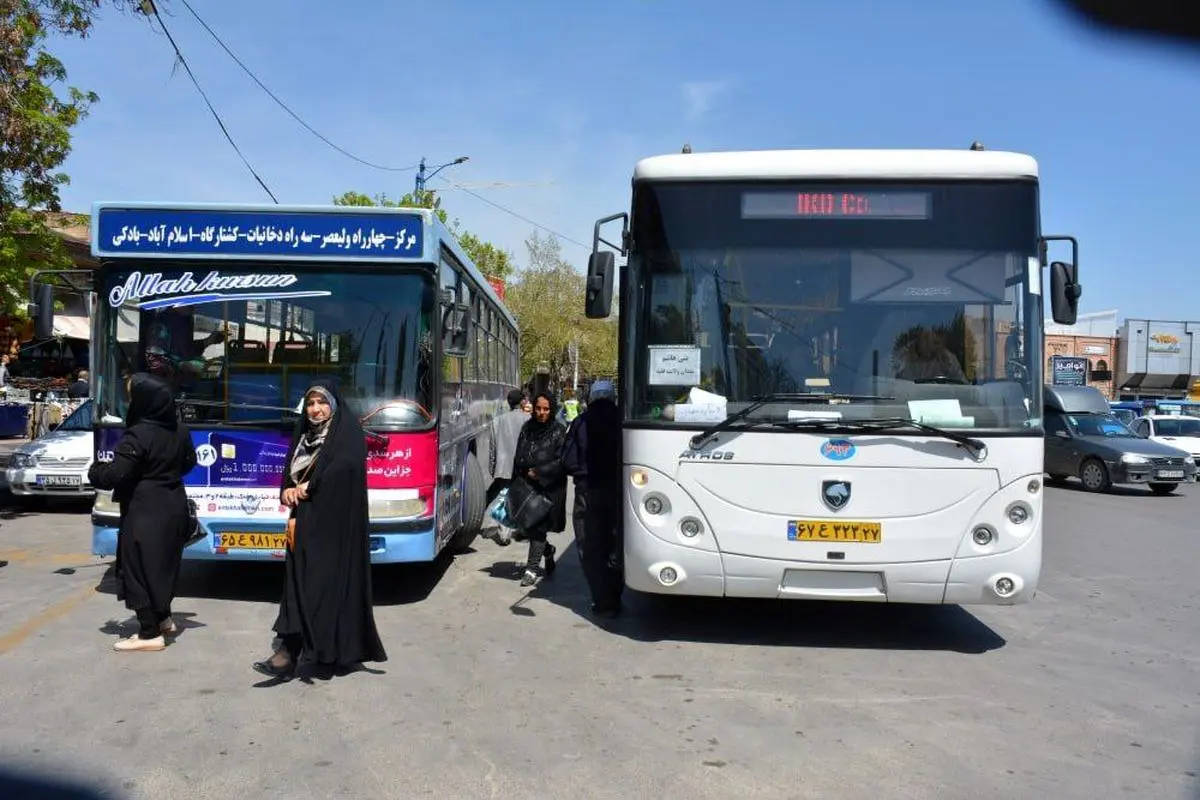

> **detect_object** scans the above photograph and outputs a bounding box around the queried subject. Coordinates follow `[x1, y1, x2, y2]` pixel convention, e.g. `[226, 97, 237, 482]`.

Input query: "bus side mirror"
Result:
[29, 282, 54, 340]
[1049, 261, 1081, 325]
[585, 251, 615, 319]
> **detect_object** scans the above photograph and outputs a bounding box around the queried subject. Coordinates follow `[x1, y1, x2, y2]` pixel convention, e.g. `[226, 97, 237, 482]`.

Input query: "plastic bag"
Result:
[487, 487, 512, 527]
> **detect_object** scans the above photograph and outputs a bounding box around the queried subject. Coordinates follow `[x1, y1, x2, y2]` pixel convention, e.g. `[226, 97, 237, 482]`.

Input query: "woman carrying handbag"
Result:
[508, 391, 569, 587]
[253, 383, 386, 681]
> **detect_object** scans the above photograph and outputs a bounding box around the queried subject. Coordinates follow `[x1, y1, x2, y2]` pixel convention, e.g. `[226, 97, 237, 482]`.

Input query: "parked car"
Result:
[5, 400, 95, 501]
[1044, 386, 1196, 495]
[1128, 414, 1200, 460]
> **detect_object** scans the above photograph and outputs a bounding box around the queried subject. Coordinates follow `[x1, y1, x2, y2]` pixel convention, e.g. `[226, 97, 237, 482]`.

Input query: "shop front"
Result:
[1116, 319, 1200, 401]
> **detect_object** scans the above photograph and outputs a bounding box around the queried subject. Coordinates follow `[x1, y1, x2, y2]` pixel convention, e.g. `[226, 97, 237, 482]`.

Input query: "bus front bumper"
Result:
[624, 524, 1041, 605]
[91, 517, 440, 564]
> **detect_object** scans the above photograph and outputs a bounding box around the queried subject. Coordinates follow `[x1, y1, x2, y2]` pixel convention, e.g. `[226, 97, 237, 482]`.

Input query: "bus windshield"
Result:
[626, 180, 1042, 432]
[96, 266, 437, 431]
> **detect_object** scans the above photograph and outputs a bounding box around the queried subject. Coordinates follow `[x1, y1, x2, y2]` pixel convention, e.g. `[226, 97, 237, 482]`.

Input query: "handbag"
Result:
[505, 478, 554, 531]
[284, 459, 318, 550]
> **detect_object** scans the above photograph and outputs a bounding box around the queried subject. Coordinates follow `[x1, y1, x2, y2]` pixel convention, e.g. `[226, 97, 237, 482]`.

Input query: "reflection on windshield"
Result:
[56, 400, 94, 432]
[626, 181, 1042, 433]
[1067, 414, 1134, 437]
[98, 269, 436, 430]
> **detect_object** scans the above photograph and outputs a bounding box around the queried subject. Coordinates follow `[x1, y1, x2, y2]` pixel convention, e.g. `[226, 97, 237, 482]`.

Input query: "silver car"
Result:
[5, 400, 95, 499]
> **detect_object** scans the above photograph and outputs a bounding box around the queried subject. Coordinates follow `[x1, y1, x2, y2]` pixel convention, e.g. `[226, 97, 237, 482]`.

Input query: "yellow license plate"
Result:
[218, 532, 287, 550]
[788, 520, 882, 543]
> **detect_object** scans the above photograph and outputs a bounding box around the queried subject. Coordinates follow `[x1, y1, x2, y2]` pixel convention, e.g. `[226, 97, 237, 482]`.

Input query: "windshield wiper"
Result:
[688, 392, 895, 449]
[773, 416, 988, 461]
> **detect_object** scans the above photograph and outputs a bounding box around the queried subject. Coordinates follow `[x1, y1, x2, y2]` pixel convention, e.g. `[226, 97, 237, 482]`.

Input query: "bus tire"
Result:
[452, 453, 486, 553]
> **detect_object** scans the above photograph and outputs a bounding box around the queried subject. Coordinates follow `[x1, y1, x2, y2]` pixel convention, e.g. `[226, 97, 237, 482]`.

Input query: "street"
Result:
[0, 483, 1197, 800]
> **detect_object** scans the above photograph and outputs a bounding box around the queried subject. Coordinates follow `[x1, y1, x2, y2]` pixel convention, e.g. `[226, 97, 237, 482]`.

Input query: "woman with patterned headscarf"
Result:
[253, 382, 386, 680]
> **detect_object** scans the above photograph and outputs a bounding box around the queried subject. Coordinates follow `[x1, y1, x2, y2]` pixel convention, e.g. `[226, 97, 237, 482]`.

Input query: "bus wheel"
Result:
[451, 453, 487, 553]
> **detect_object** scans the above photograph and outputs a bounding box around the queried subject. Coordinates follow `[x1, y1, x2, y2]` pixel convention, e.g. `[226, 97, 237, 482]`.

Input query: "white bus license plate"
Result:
[1156, 469, 1185, 480]
[37, 475, 81, 487]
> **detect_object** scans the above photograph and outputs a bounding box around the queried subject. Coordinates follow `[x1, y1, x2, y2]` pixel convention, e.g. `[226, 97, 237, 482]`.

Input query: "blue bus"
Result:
[43, 203, 520, 563]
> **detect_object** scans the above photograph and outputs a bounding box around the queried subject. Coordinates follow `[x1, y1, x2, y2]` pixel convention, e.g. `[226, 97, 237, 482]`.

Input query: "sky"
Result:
[51, 0, 1200, 325]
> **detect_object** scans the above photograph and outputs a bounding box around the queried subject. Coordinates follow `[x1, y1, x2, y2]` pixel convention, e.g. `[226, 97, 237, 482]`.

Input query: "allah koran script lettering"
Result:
[108, 271, 300, 307]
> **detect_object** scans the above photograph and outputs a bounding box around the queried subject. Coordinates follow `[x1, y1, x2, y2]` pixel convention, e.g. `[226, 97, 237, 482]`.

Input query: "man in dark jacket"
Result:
[561, 379, 623, 617]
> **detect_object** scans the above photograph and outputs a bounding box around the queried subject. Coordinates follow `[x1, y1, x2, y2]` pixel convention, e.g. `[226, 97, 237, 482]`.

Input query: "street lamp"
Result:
[415, 156, 469, 195]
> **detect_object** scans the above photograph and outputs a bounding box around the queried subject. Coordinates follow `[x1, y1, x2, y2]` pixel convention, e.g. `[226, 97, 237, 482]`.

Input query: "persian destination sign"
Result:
[92, 204, 426, 261]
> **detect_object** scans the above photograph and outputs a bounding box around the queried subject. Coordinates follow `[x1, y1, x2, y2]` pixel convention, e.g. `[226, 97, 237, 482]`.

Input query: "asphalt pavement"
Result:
[0, 481, 1196, 799]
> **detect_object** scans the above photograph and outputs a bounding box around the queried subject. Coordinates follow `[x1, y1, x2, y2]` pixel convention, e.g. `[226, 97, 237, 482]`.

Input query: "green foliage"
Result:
[332, 189, 514, 280]
[506, 231, 617, 384]
[0, 1, 140, 314]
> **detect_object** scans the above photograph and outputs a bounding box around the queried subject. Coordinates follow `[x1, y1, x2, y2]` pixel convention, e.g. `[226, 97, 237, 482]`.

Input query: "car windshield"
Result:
[96, 266, 436, 430]
[56, 400, 94, 432]
[625, 180, 1042, 432]
[1067, 413, 1135, 437]
[1154, 417, 1200, 437]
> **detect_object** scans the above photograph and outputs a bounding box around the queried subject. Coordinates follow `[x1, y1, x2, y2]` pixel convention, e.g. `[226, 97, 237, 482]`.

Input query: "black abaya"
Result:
[87, 374, 197, 621]
[273, 382, 386, 667]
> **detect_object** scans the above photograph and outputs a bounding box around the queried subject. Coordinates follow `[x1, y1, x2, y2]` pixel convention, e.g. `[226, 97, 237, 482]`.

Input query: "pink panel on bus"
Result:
[365, 430, 438, 489]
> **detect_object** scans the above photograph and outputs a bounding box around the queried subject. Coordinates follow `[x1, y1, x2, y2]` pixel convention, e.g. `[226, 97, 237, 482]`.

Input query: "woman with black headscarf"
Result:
[88, 373, 197, 652]
[508, 391, 569, 587]
[253, 382, 386, 680]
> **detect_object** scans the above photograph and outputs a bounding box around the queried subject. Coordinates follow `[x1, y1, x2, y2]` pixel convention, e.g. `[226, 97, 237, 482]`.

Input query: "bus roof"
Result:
[89, 201, 516, 329]
[632, 149, 1039, 183]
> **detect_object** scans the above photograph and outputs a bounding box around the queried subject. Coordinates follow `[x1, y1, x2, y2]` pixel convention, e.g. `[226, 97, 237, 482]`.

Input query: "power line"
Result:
[439, 177, 590, 251]
[178, 0, 419, 173]
[169, 0, 589, 251]
[146, 2, 278, 203]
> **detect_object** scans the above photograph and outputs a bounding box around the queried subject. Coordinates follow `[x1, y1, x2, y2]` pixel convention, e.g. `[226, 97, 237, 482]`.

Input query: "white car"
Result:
[1129, 414, 1200, 460]
[5, 400, 95, 500]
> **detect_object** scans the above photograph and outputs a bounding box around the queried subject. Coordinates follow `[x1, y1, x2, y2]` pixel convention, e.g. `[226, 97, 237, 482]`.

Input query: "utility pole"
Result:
[415, 156, 469, 196]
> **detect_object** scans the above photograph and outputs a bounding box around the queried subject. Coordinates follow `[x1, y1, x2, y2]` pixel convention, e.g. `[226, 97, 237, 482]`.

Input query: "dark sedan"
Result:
[1044, 385, 1196, 495]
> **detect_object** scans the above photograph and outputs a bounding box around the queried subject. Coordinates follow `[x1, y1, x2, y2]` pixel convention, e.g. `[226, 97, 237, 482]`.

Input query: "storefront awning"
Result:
[1120, 372, 1192, 391]
[52, 315, 90, 340]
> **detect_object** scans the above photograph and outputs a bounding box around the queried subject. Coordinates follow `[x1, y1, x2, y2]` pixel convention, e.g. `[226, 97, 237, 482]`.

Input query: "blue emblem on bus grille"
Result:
[819, 439, 856, 461]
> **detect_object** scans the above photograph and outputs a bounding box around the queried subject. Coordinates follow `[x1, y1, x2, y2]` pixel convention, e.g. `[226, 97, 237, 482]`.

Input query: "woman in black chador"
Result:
[88, 373, 197, 652]
[510, 391, 569, 587]
[253, 382, 386, 679]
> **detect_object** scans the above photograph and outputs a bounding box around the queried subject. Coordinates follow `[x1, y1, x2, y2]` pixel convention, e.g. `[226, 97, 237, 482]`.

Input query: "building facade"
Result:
[1044, 310, 1120, 398]
[1116, 318, 1200, 400]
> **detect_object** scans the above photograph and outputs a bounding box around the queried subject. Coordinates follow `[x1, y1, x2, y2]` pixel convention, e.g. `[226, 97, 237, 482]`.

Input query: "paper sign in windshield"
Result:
[648, 345, 701, 386]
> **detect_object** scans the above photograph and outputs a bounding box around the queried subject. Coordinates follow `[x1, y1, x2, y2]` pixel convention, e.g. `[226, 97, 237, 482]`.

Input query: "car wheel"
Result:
[1079, 458, 1111, 493]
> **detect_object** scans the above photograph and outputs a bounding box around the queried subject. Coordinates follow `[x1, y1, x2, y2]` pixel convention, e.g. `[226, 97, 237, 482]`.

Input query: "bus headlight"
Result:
[1006, 503, 1030, 525]
[93, 490, 120, 517]
[368, 488, 432, 520]
[643, 494, 668, 515]
[630, 468, 649, 487]
[679, 517, 703, 538]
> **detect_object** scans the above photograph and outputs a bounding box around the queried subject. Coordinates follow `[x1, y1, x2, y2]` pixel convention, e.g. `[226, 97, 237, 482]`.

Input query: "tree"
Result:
[0, 1, 138, 314]
[332, 189, 514, 280]
[506, 231, 617, 386]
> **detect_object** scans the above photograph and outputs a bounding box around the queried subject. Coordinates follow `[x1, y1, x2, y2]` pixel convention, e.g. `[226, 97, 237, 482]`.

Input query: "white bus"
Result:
[584, 147, 1081, 605]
